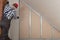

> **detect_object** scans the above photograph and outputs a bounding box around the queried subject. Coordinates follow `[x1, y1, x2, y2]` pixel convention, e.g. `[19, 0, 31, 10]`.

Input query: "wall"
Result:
[21, 0, 60, 31]
[20, 1, 60, 40]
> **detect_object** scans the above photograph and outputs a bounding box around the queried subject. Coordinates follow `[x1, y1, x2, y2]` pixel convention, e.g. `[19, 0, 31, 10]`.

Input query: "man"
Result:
[0, 0, 18, 40]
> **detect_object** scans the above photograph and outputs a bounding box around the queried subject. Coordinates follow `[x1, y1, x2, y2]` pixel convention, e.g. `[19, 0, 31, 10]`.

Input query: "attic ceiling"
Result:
[21, 0, 60, 31]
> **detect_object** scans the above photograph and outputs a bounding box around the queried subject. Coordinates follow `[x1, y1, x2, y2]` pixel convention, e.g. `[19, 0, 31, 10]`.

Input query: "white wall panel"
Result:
[31, 11, 41, 38]
[20, 1, 60, 39]
[20, 2, 29, 38]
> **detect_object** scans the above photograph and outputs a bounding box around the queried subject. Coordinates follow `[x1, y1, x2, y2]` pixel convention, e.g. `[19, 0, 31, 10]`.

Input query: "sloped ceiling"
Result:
[21, 0, 60, 31]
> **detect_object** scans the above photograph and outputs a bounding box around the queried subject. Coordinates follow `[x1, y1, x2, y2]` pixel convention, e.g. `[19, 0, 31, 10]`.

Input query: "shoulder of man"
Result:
[4, 3, 15, 13]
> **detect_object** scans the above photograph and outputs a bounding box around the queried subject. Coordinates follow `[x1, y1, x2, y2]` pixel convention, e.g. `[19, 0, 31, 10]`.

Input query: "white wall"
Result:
[22, 0, 60, 31]
[8, 0, 20, 40]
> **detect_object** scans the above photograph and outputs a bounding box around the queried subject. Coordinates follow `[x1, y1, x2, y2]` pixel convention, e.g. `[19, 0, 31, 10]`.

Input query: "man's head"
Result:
[13, 3, 18, 8]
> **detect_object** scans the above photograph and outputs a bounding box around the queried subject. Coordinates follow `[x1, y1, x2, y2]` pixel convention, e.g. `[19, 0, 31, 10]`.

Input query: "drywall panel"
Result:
[53, 28, 60, 38]
[20, 2, 29, 38]
[31, 11, 40, 38]
[20, 1, 60, 39]
[42, 17, 52, 38]
[22, 0, 60, 31]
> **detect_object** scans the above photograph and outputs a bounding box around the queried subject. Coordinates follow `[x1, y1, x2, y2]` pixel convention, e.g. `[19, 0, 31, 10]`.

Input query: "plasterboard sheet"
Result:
[42, 17, 52, 38]
[20, 2, 29, 38]
[31, 11, 40, 38]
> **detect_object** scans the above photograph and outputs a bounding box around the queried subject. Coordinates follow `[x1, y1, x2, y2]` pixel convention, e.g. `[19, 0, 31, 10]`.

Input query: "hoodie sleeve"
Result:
[4, 4, 17, 20]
